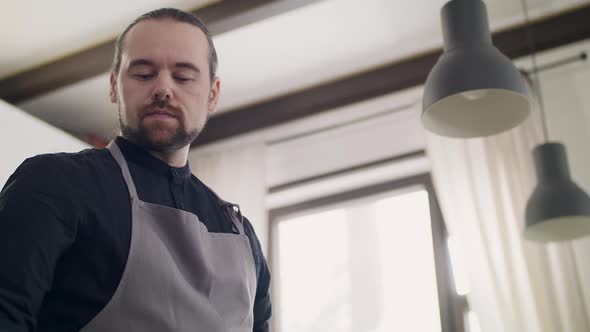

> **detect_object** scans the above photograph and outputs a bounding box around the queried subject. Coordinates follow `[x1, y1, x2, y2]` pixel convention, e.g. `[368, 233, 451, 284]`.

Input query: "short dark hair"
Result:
[112, 8, 218, 82]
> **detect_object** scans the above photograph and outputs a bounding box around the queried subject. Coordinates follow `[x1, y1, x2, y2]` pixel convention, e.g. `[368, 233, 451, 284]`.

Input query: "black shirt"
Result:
[0, 137, 271, 332]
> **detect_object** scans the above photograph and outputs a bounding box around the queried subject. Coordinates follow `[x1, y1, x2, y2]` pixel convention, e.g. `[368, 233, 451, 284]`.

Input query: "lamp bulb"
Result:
[460, 90, 488, 101]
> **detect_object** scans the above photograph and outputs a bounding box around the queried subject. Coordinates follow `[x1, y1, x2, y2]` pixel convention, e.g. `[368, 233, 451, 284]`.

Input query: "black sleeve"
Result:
[242, 218, 272, 332]
[0, 156, 78, 331]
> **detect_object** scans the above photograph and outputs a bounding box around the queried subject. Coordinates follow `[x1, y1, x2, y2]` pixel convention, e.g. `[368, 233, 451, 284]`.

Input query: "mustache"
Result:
[141, 101, 183, 118]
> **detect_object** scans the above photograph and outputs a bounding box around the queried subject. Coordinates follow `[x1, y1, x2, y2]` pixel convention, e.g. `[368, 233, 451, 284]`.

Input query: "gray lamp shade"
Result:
[524, 142, 590, 242]
[422, 0, 530, 138]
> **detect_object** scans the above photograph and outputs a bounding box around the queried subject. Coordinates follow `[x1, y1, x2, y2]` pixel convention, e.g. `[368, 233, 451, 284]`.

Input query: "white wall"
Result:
[265, 104, 426, 188]
[0, 99, 89, 187]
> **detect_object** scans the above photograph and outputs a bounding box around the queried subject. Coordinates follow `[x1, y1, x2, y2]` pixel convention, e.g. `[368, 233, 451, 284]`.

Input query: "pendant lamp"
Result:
[524, 143, 590, 242]
[422, 0, 530, 138]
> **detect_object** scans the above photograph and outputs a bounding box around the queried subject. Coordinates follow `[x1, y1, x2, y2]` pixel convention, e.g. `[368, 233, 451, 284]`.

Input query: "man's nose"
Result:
[152, 77, 173, 101]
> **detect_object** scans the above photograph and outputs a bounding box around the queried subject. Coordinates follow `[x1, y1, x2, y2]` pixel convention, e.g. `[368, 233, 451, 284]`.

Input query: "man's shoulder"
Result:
[5, 148, 112, 193]
[18, 148, 108, 175]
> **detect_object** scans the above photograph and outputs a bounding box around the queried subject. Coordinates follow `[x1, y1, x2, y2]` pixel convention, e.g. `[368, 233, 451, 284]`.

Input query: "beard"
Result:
[118, 102, 208, 153]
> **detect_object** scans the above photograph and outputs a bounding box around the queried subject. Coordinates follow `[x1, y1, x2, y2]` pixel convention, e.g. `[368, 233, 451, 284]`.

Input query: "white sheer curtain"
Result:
[426, 84, 590, 332]
[188, 142, 269, 253]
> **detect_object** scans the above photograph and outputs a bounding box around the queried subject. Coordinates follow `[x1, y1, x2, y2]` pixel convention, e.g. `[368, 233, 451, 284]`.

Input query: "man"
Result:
[0, 8, 271, 332]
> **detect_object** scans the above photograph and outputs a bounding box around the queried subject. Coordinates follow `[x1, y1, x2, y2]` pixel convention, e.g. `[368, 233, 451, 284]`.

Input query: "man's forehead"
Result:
[122, 19, 209, 60]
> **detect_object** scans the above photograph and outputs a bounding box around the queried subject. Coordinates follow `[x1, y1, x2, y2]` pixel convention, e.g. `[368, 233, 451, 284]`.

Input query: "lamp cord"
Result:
[519, 0, 550, 142]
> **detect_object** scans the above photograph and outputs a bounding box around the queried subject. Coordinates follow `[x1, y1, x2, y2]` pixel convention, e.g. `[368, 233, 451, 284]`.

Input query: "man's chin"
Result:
[121, 123, 202, 152]
[144, 139, 176, 152]
[141, 133, 189, 152]
[122, 131, 179, 152]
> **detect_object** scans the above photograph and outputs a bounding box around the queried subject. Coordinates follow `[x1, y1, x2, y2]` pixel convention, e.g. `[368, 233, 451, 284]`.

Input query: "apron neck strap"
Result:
[107, 140, 138, 200]
[107, 140, 247, 235]
[230, 204, 246, 235]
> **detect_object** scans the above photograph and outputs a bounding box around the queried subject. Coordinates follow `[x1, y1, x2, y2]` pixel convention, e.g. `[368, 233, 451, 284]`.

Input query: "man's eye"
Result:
[133, 74, 154, 80]
[174, 76, 193, 82]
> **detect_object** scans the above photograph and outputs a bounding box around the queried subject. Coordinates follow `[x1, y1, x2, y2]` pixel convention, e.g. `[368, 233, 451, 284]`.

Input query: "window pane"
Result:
[275, 188, 442, 332]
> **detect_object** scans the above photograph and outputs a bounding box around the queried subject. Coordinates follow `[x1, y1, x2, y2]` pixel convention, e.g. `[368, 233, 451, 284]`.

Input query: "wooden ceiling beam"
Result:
[0, 0, 318, 104]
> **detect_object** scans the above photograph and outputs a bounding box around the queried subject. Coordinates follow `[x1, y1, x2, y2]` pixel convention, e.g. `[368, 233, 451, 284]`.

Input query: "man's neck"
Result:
[148, 145, 190, 168]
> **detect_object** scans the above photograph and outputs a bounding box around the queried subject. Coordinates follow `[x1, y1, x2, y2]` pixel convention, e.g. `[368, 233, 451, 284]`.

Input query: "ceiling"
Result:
[2, 0, 588, 144]
[1, 0, 217, 79]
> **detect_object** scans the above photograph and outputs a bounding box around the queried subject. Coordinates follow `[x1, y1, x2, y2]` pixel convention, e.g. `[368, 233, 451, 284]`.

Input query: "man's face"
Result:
[110, 19, 220, 152]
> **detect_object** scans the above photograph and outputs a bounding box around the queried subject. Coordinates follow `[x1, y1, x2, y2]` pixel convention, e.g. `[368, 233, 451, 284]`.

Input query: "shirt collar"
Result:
[115, 136, 191, 181]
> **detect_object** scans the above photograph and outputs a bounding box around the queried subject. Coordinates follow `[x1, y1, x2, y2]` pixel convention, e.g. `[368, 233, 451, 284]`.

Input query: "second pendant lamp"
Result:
[524, 143, 590, 242]
[422, 0, 531, 138]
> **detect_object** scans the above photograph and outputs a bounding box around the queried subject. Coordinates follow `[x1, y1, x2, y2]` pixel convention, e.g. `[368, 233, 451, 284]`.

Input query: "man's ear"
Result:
[207, 77, 221, 115]
[109, 71, 118, 103]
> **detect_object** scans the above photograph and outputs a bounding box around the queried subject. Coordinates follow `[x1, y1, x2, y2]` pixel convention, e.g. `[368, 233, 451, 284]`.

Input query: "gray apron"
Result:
[81, 141, 257, 332]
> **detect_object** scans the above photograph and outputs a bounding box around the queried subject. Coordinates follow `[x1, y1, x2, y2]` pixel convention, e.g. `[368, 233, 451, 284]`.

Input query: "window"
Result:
[269, 174, 467, 332]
